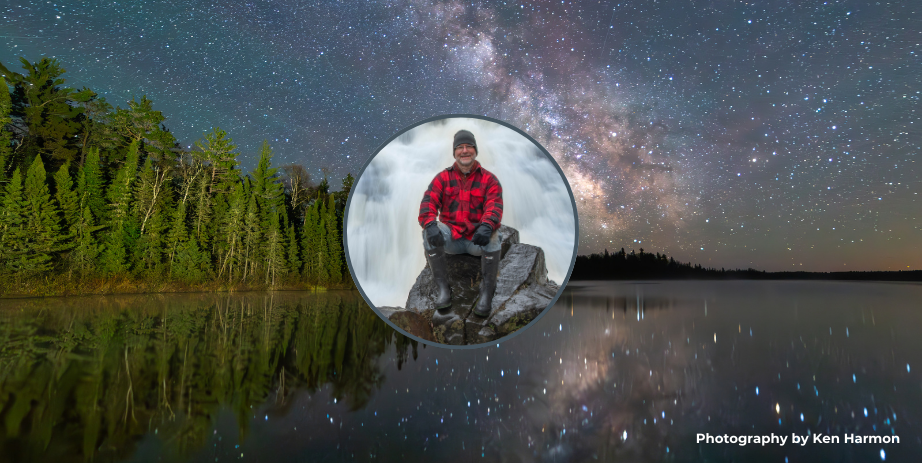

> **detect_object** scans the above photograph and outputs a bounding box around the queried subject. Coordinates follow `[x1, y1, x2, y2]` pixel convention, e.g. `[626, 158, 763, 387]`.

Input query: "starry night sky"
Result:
[3, 0, 919, 272]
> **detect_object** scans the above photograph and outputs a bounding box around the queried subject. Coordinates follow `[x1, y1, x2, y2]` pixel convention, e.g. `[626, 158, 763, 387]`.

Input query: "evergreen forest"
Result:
[0, 57, 353, 296]
[572, 247, 922, 281]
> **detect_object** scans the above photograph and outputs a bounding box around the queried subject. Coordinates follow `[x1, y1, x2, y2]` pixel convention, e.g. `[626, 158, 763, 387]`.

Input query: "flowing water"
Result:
[1, 281, 920, 462]
[345, 117, 576, 307]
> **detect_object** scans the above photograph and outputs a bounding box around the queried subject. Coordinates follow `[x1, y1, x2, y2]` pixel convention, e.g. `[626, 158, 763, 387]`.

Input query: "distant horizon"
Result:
[577, 246, 921, 275]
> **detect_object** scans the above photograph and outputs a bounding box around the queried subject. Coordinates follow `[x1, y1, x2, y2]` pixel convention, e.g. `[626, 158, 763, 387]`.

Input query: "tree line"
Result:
[572, 248, 922, 281]
[570, 247, 739, 280]
[0, 57, 352, 291]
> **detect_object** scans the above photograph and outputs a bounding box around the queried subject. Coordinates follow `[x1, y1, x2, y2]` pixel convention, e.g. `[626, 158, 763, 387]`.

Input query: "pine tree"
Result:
[190, 172, 212, 248]
[317, 216, 329, 285]
[78, 146, 106, 222]
[323, 194, 343, 285]
[166, 202, 189, 277]
[247, 140, 287, 283]
[53, 161, 80, 235]
[334, 173, 354, 213]
[78, 95, 115, 161]
[251, 140, 283, 225]
[166, 200, 210, 282]
[9, 57, 94, 164]
[109, 95, 177, 160]
[263, 158, 289, 286]
[134, 195, 169, 277]
[98, 227, 128, 275]
[21, 155, 62, 275]
[196, 127, 239, 188]
[107, 140, 140, 223]
[264, 210, 287, 286]
[99, 141, 140, 275]
[316, 177, 329, 195]
[217, 181, 246, 281]
[173, 235, 208, 283]
[70, 206, 102, 277]
[0, 76, 13, 182]
[183, 129, 235, 257]
[241, 184, 261, 281]
[209, 187, 229, 263]
[286, 221, 300, 278]
[300, 199, 321, 282]
[0, 168, 27, 273]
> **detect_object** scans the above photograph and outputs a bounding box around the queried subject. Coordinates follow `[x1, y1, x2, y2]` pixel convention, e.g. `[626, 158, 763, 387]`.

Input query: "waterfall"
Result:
[346, 117, 576, 307]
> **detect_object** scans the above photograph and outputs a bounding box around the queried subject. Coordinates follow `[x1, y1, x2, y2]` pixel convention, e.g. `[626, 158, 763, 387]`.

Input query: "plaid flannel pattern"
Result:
[418, 161, 503, 240]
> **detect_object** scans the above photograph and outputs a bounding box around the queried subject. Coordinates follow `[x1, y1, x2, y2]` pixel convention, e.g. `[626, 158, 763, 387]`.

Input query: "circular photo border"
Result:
[344, 114, 579, 349]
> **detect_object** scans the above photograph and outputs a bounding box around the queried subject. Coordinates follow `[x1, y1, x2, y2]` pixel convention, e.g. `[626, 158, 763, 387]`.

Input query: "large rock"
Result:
[405, 225, 520, 316]
[403, 251, 482, 345]
[385, 226, 558, 345]
[378, 306, 436, 342]
[471, 244, 559, 343]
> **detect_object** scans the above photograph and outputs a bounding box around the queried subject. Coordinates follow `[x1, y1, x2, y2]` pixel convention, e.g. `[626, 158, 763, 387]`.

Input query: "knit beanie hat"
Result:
[453, 130, 477, 152]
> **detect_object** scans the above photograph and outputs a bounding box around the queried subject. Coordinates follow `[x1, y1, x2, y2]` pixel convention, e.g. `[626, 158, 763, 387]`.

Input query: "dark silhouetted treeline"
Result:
[572, 248, 922, 281]
[0, 57, 353, 295]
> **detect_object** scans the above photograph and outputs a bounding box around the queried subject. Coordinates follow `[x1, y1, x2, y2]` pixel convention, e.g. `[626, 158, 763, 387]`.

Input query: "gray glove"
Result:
[425, 222, 445, 247]
[471, 223, 493, 246]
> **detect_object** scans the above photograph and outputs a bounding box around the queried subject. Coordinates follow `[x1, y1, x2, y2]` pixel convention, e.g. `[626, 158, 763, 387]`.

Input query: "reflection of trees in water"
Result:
[0, 292, 413, 462]
[569, 294, 679, 312]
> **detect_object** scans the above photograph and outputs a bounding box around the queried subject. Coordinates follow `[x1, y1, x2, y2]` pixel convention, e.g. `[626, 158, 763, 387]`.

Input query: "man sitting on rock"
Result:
[418, 129, 503, 317]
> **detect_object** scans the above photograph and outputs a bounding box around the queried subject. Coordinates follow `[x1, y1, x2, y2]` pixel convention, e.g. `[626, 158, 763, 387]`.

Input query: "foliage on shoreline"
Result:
[572, 247, 922, 281]
[0, 57, 355, 297]
[0, 273, 342, 299]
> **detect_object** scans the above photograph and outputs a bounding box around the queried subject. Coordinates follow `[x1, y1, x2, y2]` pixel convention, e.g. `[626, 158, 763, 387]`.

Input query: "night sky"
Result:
[3, 0, 919, 272]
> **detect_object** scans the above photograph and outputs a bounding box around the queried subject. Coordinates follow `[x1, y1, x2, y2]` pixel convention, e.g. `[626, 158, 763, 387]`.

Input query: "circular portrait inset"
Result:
[345, 115, 578, 347]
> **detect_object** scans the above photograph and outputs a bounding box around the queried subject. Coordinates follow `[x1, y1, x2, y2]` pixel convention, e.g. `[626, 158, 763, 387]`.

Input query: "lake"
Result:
[0, 281, 919, 462]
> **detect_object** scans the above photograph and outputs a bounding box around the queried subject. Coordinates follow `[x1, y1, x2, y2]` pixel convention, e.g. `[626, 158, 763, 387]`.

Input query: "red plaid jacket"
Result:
[418, 161, 503, 240]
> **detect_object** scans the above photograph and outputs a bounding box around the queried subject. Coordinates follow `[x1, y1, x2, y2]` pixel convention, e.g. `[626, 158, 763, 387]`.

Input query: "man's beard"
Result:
[456, 154, 476, 166]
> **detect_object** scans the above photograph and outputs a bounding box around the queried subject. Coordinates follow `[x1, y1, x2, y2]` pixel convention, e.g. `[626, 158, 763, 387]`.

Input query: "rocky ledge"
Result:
[378, 225, 559, 345]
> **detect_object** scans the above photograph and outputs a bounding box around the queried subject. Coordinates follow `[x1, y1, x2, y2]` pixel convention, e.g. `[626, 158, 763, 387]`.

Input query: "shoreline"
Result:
[0, 276, 354, 299]
[568, 272, 922, 282]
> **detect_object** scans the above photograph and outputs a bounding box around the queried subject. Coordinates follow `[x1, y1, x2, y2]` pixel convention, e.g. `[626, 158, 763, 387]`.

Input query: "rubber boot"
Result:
[426, 246, 452, 309]
[473, 250, 501, 317]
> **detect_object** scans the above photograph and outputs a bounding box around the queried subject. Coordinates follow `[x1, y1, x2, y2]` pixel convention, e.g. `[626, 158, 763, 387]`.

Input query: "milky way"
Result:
[3, 0, 919, 271]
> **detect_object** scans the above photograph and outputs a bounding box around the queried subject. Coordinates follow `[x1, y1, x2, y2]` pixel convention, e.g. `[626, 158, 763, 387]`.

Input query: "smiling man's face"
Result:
[453, 143, 477, 168]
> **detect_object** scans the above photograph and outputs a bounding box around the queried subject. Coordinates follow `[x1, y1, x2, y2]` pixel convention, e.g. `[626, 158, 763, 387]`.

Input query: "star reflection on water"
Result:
[1, 281, 920, 462]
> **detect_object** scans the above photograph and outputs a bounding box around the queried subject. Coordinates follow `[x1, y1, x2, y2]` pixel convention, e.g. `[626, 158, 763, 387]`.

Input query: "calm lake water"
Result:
[1, 281, 920, 462]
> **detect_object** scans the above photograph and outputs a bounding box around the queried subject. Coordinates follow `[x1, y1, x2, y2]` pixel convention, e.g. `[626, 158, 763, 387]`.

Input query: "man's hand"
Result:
[425, 222, 445, 247]
[472, 223, 493, 246]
